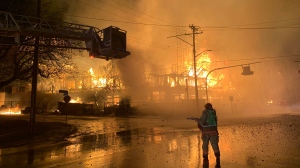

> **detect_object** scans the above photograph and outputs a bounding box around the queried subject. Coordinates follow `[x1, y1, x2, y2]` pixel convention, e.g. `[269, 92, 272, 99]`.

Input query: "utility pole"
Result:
[167, 24, 202, 111]
[189, 24, 199, 111]
[30, 0, 41, 136]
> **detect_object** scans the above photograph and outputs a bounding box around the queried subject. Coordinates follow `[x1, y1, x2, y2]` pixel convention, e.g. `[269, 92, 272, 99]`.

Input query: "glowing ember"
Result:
[267, 100, 273, 105]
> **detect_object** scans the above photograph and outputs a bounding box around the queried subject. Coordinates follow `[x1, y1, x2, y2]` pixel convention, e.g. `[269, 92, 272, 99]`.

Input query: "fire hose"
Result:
[187, 117, 203, 130]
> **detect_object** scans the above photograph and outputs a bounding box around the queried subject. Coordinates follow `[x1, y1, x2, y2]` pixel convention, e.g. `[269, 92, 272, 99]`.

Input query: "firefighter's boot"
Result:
[202, 154, 209, 168]
[215, 152, 221, 168]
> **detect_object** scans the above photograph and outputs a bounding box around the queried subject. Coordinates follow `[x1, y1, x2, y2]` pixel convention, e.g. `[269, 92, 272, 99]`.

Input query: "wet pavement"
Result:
[0, 112, 300, 168]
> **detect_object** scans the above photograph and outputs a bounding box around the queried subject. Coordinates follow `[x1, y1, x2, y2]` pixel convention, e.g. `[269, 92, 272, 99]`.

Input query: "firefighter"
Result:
[193, 103, 221, 168]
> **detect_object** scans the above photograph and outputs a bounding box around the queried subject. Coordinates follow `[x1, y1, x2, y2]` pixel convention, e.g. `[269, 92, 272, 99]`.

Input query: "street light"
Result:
[195, 49, 212, 58]
[205, 62, 260, 103]
[193, 49, 212, 110]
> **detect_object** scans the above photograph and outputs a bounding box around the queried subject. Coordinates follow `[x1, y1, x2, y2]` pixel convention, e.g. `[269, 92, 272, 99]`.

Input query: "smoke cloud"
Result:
[64, 0, 300, 116]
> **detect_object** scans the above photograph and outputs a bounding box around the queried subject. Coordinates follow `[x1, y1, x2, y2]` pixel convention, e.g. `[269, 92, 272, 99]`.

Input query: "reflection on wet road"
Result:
[0, 114, 300, 168]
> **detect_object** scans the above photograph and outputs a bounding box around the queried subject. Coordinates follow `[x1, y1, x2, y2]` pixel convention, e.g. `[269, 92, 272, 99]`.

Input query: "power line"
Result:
[77, 0, 140, 24]
[127, 38, 172, 50]
[100, 0, 188, 33]
[110, 0, 179, 26]
[99, 0, 163, 25]
[70, 1, 300, 30]
[111, 0, 300, 30]
[214, 18, 300, 27]
[76, 0, 187, 34]
[201, 26, 300, 31]
[74, 0, 300, 31]
[66, 14, 187, 28]
[66, 14, 300, 30]
[68, 1, 300, 62]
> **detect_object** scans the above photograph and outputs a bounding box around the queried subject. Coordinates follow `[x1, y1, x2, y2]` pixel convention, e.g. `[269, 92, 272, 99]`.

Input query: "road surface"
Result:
[0, 111, 299, 168]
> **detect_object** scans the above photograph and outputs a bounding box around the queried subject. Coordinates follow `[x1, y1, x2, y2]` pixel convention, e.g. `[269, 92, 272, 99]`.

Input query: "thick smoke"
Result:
[65, 0, 300, 116]
[116, 46, 148, 102]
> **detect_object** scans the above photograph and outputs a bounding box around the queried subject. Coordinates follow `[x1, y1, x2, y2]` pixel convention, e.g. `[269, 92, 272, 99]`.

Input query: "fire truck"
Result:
[0, 11, 130, 59]
[0, 11, 130, 118]
[57, 102, 95, 116]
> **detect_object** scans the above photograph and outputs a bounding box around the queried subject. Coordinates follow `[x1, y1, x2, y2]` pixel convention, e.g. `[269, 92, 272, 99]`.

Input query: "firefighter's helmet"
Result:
[204, 103, 213, 109]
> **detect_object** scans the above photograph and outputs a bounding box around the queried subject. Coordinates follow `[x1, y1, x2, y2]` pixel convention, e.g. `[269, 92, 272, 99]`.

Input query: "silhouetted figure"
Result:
[117, 101, 129, 117]
[192, 103, 221, 168]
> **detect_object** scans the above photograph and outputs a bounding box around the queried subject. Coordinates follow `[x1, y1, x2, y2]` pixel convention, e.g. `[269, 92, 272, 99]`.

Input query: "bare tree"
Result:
[0, 36, 80, 88]
[0, 0, 80, 88]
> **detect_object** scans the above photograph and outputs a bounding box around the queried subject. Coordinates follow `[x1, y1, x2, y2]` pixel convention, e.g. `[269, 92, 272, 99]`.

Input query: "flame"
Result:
[0, 108, 22, 115]
[170, 81, 175, 87]
[69, 97, 82, 103]
[186, 53, 224, 88]
[81, 55, 224, 93]
[88, 68, 107, 88]
[89, 67, 95, 77]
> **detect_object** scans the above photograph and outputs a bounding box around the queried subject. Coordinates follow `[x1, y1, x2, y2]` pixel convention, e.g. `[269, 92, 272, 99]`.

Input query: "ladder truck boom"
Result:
[0, 11, 130, 60]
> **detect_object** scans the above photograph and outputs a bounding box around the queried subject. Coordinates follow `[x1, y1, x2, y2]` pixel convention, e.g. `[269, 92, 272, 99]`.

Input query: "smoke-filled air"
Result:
[63, 0, 300, 117]
[1, 2, 300, 167]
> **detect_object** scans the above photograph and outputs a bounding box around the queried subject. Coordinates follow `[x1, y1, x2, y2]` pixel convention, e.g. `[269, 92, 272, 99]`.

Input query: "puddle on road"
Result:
[0, 115, 300, 168]
[0, 125, 186, 167]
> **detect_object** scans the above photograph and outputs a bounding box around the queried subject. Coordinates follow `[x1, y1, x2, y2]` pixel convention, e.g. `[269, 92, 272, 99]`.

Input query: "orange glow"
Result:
[88, 68, 107, 88]
[168, 139, 178, 151]
[186, 53, 224, 88]
[69, 97, 82, 103]
[267, 100, 273, 105]
[170, 81, 175, 87]
[0, 108, 22, 115]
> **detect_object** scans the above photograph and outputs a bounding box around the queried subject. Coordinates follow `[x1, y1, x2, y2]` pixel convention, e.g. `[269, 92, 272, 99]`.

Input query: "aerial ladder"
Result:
[0, 11, 130, 60]
[0, 10, 130, 135]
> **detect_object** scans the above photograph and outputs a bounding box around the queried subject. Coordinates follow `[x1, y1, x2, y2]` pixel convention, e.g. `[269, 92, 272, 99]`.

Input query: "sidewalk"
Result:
[0, 115, 76, 148]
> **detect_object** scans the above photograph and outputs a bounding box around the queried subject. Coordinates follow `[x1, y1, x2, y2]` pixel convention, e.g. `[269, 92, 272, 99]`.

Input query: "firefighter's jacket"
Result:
[197, 109, 219, 135]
